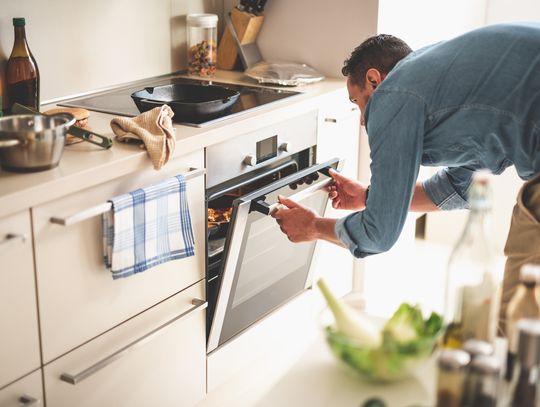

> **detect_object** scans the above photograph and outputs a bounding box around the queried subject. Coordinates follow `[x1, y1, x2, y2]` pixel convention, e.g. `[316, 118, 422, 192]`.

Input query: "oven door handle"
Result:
[250, 176, 334, 216]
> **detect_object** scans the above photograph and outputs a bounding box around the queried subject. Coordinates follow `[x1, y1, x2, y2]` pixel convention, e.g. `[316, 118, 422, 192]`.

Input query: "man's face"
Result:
[346, 77, 371, 126]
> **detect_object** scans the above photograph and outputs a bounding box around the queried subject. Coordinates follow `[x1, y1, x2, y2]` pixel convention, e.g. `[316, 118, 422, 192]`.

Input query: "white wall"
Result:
[486, 0, 540, 23]
[0, 0, 222, 102]
[377, 0, 488, 49]
[224, 0, 379, 79]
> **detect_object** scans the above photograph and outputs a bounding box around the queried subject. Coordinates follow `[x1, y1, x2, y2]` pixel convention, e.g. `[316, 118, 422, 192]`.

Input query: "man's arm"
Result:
[410, 181, 440, 212]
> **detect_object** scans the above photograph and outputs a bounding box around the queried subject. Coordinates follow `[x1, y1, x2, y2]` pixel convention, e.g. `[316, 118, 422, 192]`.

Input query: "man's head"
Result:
[343, 34, 411, 125]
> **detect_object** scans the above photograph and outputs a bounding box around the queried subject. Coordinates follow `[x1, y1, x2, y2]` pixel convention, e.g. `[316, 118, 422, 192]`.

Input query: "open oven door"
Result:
[207, 157, 342, 353]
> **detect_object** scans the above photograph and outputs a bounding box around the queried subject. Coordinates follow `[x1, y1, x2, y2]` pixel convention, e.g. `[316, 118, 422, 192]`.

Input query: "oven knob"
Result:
[243, 155, 256, 167]
[279, 142, 291, 153]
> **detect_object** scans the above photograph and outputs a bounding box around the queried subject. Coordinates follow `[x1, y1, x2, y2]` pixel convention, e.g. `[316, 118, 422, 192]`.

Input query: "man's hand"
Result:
[327, 168, 368, 210]
[272, 195, 319, 243]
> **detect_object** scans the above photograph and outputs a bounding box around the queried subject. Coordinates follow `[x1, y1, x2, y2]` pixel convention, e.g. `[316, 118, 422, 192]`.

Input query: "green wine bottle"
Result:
[5, 17, 40, 114]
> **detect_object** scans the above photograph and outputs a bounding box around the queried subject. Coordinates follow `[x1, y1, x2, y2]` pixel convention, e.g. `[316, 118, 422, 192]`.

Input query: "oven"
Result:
[205, 110, 341, 353]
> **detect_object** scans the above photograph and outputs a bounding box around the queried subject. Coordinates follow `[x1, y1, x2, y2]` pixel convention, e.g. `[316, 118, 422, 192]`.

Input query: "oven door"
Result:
[207, 158, 342, 352]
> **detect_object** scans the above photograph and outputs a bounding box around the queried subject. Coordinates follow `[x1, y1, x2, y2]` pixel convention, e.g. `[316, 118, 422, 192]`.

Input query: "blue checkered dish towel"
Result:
[102, 175, 195, 280]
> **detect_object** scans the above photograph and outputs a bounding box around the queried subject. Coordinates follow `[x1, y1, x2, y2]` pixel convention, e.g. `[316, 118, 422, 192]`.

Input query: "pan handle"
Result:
[67, 126, 113, 149]
[0, 139, 21, 148]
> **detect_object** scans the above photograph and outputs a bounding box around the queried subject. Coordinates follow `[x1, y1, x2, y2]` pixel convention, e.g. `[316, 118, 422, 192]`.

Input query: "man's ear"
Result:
[365, 68, 384, 88]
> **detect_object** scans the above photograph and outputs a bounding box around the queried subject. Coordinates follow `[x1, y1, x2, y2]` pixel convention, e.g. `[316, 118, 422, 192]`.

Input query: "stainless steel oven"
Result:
[205, 110, 341, 353]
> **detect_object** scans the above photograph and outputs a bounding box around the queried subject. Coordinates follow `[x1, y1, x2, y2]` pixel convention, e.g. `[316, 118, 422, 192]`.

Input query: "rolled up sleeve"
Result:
[423, 167, 474, 210]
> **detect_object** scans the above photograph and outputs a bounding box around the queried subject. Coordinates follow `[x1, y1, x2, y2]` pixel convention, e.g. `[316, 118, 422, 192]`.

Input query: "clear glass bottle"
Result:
[186, 13, 218, 77]
[443, 171, 501, 349]
[505, 264, 540, 382]
[436, 349, 471, 407]
[5, 17, 40, 113]
[507, 319, 540, 407]
[461, 354, 501, 407]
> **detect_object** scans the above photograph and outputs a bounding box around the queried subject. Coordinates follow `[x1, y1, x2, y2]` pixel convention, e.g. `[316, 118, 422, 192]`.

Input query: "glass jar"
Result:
[461, 354, 501, 407]
[436, 349, 471, 407]
[186, 13, 218, 77]
[505, 264, 540, 381]
[507, 319, 540, 407]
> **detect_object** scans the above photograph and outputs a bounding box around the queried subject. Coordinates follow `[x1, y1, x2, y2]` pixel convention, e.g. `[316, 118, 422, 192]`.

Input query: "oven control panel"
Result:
[206, 110, 318, 188]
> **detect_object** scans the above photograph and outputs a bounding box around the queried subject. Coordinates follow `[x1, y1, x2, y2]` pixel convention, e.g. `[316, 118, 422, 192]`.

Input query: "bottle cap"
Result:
[520, 264, 540, 284]
[470, 354, 501, 376]
[463, 339, 494, 359]
[516, 319, 540, 367]
[438, 349, 471, 371]
[469, 170, 493, 210]
[186, 13, 218, 28]
[13, 18, 26, 26]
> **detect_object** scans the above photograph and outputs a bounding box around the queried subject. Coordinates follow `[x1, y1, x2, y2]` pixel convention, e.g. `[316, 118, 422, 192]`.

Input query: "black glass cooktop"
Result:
[60, 75, 301, 127]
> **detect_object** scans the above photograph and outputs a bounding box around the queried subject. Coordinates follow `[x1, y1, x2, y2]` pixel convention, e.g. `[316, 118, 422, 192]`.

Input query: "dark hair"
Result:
[342, 34, 412, 86]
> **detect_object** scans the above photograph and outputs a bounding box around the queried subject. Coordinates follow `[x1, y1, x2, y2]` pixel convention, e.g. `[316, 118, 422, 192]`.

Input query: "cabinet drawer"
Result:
[33, 150, 206, 362]
[44, 280, 206, 407]
[0, 370, 43, 407]
[0, 211, 40, 388]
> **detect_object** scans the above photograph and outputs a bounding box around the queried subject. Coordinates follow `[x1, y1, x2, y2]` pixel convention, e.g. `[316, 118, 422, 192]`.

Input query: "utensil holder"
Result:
[217, 8, 264, 70]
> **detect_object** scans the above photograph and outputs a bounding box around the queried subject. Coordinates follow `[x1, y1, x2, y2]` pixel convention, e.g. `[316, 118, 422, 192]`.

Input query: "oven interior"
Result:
[205, 147, 315, 336]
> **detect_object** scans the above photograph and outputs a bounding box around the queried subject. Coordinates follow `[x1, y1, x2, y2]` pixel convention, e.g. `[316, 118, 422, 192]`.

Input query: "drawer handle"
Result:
[1, 233, 27, 245]
[50, 168, 206, 226]
[324, 107, 359, 123]
[60, 298, 207, 385]
[19, 395, 40, 406]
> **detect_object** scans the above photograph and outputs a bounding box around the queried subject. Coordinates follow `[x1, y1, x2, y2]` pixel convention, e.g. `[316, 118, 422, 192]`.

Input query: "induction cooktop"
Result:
[60, 74, 301, 127]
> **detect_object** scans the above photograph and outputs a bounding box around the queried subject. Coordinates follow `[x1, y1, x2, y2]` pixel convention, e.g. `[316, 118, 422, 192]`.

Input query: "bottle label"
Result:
[6, 78, 38, 112]
[460, 273, 499, 342]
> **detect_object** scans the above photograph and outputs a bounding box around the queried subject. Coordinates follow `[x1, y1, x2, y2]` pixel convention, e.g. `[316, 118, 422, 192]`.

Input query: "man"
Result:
[273, 22, 540, 327]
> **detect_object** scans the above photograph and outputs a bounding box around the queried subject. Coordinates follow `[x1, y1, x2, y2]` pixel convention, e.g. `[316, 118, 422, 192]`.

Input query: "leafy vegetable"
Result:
[383, 303, 425, 342]
[317, 278, 443, 382]
[317, 279, 381, 347]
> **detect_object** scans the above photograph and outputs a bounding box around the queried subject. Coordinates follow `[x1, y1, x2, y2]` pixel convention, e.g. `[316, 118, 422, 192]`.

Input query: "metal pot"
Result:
[0, 113, 75, 173]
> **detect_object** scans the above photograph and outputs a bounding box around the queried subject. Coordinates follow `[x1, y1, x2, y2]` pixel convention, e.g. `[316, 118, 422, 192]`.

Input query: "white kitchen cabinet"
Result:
[0, 370, 43, 407]
[44, 280, 206, 407]
[32, 150, 206, 363]
[0, 210, 40, 389]
[312, 89, 361, 298]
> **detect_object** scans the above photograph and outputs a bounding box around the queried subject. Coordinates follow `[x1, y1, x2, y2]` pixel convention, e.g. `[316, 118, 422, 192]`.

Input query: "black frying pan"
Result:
[131, 84, 240, 121]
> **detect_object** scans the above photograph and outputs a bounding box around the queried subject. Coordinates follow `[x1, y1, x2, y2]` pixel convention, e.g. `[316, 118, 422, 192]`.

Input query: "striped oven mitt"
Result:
[102, 175, 195, 279]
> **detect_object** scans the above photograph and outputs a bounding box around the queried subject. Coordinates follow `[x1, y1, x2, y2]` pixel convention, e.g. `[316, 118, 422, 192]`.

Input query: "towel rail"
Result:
[50, 167, 206, 226]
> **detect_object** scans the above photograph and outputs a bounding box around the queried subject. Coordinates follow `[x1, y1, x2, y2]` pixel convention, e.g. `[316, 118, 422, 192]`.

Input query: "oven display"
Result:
[256, 135, 278, 164]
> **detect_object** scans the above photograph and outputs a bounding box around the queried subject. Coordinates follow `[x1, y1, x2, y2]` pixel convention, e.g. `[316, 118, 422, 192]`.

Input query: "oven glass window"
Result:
[232, 192, 322, 308]
[218, 169, 334, 346]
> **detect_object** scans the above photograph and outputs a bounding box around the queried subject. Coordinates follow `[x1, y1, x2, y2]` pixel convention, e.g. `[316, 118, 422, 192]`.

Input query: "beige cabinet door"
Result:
[0, 370, 43, 407]
[0, 211, 40, 389]
[312, 92, 361, 297]
[44, 280, 206, 407]
[33, 150, 206, 362]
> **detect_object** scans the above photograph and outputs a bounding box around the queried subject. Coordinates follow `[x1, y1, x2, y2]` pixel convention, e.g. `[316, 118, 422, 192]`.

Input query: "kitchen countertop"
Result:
[0, 70, 347, 218]
[256, 334, 437, 407]
[198, 318, 437, 407]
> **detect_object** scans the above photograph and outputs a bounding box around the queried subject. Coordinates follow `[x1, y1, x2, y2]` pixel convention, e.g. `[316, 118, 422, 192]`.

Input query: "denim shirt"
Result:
[335, 22, 540, 258]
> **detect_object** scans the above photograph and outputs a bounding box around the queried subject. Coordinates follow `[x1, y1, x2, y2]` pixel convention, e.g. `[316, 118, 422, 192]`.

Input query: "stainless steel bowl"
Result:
[0, 113, 76, 173]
